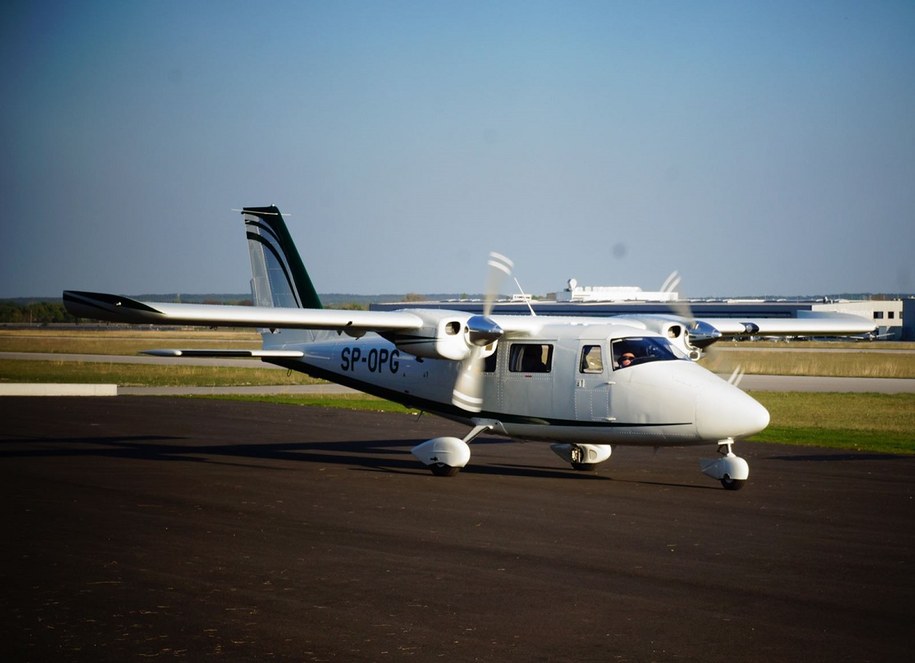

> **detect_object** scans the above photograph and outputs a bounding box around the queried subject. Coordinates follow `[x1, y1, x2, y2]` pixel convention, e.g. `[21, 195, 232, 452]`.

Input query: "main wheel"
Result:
[721, 475, 745, 491]
[430, 463, 460, 477]
[571, 462, 596, 472]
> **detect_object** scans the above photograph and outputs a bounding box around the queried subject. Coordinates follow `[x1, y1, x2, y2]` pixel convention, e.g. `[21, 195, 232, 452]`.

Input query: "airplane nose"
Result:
[695, 384, 770, 441]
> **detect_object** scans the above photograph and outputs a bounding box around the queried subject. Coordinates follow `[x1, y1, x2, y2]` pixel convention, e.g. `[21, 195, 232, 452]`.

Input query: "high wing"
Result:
[62, 290, 424, 336]
[696, 311, 876, 338]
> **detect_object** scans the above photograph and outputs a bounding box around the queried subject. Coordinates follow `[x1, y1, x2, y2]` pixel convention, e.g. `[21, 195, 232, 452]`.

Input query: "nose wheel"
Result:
[700, 438, 749, 490]
[720, 473, 745, 491]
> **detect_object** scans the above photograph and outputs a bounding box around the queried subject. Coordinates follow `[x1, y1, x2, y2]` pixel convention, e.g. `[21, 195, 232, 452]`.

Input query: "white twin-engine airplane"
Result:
[63, 206, 869, 489]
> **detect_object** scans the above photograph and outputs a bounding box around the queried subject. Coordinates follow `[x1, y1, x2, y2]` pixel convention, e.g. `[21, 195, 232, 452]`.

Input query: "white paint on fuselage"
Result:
[272, 328, 769, 448]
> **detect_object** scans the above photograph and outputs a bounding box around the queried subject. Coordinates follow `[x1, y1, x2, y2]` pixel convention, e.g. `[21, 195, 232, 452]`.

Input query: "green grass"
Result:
[699, 347, 915, 378]
[0, 359, 321, 387]
[0, 329, 262, 355]
[748, 392, 915, 455]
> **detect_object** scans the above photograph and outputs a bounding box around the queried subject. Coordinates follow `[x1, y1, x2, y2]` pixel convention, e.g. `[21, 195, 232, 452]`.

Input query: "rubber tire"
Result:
[571, 463, 597, 472]
[430, 463, 460, 477]
[721, 475, 745, 491]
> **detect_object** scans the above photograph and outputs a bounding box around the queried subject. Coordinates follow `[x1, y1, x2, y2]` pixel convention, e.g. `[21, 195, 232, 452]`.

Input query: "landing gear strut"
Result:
[411, 422, 496, 476]
[699, 438, 749, 490]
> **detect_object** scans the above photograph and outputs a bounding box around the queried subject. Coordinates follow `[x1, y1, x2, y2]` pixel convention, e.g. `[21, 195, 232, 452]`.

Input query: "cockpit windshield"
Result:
[612, 336, 688, 370]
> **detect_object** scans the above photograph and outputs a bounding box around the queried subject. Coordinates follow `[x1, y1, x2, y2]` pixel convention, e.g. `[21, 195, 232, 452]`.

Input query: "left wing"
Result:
[62, 290, 424, 336]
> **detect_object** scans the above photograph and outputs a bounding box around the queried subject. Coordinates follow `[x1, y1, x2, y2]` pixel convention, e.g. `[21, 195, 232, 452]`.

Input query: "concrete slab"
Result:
[0, 383, 117, 396]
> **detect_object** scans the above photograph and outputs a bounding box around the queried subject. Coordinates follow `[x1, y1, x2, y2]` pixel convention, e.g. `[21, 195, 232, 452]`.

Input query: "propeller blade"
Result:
[663, 270, 743, 384]
[727, 364, 746, 388]
[661, 270, 694, 324]
[451, 251, 513, 412]
[660, 270, 681, 295]
[452, 348, 484, 412]
[483, 252, 513, 316]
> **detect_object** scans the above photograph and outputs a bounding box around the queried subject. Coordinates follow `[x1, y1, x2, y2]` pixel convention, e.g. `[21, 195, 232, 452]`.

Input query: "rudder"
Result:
[243, 206, 322, 309]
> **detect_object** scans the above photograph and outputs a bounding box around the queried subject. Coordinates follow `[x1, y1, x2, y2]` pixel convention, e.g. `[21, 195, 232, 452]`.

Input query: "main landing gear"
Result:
[549, 443, 613, 471]
[410, 422, 495, 476]
[699, 438, 749, 490]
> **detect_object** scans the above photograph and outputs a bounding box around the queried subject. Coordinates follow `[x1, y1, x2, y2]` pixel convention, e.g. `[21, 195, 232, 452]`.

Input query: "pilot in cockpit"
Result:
[618, 351, 636, 368]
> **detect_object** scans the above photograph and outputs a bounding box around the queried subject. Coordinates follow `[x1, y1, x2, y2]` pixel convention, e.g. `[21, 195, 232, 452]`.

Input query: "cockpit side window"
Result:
[579, 345, 603, 373]
[612, 337, 685, 370]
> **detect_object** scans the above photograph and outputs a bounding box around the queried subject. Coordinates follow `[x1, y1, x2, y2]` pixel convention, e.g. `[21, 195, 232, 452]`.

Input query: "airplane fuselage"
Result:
[265, 320, 769, 448]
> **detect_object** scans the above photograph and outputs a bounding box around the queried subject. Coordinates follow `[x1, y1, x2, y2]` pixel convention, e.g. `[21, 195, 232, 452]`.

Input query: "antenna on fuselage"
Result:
[513, 276, 537, 316]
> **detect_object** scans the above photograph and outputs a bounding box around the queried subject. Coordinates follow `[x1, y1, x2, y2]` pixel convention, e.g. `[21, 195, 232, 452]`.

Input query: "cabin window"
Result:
[579, 345, 603, 373]
[612, 337, 684, 370]
[509, 343, 553, 373]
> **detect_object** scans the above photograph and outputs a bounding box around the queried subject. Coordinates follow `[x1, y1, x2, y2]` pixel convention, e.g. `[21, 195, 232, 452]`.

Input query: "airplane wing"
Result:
[62, 290, 424, 335]
[697, 311, 876, 337]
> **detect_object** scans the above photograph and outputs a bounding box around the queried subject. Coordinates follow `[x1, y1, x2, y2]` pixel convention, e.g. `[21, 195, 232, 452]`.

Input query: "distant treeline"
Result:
[0, 296, 260, 324]
[0, 300, 76, 324]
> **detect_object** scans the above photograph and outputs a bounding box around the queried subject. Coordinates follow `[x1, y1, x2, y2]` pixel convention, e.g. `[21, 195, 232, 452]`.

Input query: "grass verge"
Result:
[0, 360, 321, 387]
[700, 347, 915, 378]
[0, 328, 262, 355]
[747, 392, 914, 455]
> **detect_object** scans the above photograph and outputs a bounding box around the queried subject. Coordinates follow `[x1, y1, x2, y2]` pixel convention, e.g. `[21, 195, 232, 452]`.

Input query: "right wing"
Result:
[696, 311, 876, 338]
[62, 290, 424, 336]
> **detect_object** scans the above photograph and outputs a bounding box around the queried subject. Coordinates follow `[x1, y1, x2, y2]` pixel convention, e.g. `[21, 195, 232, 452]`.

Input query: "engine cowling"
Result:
[388, 310, 498, 361]
[638, 316, 722, 359]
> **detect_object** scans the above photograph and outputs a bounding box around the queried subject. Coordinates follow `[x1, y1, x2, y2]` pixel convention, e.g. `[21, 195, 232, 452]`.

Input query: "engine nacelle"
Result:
[639, 317, 721, 360]
[636, 317, 692, 357]
[389, 310, 497, 361]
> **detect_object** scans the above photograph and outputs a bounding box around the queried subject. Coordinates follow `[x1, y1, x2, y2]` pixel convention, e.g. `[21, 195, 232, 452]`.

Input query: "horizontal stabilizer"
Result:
[141, 349, 305, 358]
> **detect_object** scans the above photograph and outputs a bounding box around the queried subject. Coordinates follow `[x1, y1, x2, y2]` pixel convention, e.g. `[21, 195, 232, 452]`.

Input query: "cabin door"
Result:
[574, 342, 612, 421]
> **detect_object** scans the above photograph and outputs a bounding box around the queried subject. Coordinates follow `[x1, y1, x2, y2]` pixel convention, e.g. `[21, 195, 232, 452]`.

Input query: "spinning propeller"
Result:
[661, 271, 743, 387]
[452, 252, 513, 412]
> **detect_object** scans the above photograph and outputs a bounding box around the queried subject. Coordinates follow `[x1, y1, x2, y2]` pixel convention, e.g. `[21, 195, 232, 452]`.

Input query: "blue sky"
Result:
[2, 0, 913, 299]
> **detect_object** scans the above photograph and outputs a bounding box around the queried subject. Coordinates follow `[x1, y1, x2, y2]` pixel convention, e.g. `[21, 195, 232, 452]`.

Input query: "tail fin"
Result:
[243, 206, 322, 309]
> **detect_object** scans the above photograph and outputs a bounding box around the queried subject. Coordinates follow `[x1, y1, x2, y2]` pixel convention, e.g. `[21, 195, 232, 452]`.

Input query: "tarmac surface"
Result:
[2, 397, 913, 661]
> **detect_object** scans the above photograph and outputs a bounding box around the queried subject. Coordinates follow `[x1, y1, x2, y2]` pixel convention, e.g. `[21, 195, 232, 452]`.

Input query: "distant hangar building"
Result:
[372, 281, 912, 341]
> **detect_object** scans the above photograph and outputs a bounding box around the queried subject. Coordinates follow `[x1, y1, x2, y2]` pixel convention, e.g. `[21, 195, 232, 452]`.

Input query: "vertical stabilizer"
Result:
[242, 206, 322, 309]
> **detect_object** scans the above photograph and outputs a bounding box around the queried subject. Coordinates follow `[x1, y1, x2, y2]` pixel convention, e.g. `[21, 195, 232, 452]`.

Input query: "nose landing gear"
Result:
[700, 438, 749, 490]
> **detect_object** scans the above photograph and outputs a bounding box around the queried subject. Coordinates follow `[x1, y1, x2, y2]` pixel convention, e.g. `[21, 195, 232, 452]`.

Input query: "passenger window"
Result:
[509, 344, 553, 373]
[580, 345, 603, 373]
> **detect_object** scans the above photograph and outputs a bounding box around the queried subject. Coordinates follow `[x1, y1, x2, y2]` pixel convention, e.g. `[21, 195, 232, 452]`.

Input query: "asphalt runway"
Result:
[2, 397, 913, 661]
